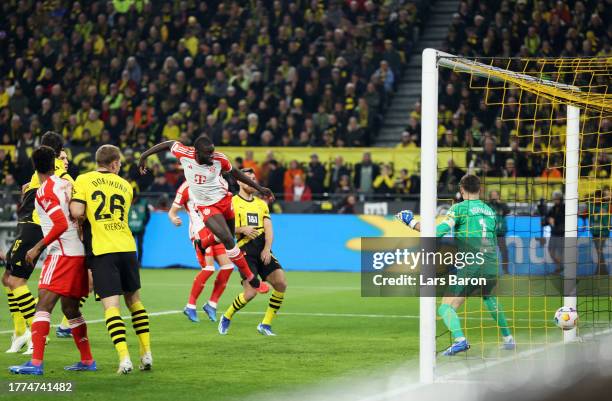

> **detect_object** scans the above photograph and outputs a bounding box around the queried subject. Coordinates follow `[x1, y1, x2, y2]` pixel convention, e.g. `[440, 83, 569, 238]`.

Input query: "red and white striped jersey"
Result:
[173, 181, 205, 240]
[170, 142, 232, 206]
[35, 175, 84, 256]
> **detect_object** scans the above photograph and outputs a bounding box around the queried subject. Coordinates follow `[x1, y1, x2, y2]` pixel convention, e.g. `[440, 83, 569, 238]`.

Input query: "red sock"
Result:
[226, 246, 254, 281]
[69, 316, 93, 364]
[209, 265, 233, 305]
[31, 311, 51, 365]
[188, 268, 214, 306]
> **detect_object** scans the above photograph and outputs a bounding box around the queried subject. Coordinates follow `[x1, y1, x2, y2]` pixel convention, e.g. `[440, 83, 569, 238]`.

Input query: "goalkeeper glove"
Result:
[396, 210, 418, 229]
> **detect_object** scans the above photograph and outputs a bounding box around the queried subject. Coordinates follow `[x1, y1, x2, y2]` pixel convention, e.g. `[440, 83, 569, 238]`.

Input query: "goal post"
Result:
[418, 49, 610, 382]
[419, 48, 439, 384]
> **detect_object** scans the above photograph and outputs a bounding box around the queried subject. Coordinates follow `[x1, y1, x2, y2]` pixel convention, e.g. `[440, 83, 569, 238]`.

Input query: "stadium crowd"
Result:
[0, 0, 424, 190]
[0, 0, 609, 217]
[427, 0, 610, 183]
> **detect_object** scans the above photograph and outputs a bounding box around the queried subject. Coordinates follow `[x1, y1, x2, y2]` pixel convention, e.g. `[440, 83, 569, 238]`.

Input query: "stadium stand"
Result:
[432, 0, 610, 190]
[0, 0, 608, 215]
[0, 0, 427, 198]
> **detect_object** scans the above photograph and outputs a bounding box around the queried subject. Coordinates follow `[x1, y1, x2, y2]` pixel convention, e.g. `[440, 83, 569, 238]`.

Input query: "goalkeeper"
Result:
[397, 174, 515, 355]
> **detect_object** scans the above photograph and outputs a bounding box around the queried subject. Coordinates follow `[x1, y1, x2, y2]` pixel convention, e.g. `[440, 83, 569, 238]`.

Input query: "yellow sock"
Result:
[5, 287, 27, 336]
[128, 301, 151, 355]
[12, 285, 36, 327]
[104, 307, 130, 361]
[223, 293, 248, 320]
[262, 290, 285, 326]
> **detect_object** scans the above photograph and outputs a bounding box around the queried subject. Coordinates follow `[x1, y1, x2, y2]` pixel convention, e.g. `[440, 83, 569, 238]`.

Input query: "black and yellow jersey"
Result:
[17, 158, 73, 224]
[232, 194, 270, 250]
[72, 170, 136, 256]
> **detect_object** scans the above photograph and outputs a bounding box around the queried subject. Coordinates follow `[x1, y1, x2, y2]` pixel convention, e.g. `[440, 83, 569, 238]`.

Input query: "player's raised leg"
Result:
[202, 216, 268, 293]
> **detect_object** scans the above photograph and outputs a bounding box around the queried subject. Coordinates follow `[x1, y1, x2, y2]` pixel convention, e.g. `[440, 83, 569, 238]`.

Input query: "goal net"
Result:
[419, 50, 611, 382]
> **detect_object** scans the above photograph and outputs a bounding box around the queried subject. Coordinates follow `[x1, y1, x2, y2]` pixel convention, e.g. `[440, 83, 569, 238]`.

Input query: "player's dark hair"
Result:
[96, 144, 122, 167]
[32, 145, 56, 174]
[460, 174, 480, 194]
[40, 131, 64, 157]
[194, 135, 213, 151]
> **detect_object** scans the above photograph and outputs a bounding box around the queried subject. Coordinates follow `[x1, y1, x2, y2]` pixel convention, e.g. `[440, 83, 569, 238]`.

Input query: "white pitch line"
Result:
[0, 309, 559, 335]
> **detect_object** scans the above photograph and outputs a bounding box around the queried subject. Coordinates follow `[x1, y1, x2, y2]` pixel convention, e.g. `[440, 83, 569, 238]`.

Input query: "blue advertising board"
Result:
[141, 213, 610, 273]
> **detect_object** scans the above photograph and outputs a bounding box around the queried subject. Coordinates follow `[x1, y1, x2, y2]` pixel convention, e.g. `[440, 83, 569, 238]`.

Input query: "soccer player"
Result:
[70, 145, 152, 374]
[397, 174, 515, 355]
[588, 188, 610, 275]
[55, 148, 91, 339]
[9, 146, 95, 375]
[2, 131, 72, 354]
[138, 135, 273, 293]
[218, 168, 287, 336]
[168, 181, 234, 322]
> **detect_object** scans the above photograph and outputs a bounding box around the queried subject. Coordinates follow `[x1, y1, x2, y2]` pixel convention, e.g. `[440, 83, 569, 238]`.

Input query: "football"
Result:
[554, 306, 579, 330]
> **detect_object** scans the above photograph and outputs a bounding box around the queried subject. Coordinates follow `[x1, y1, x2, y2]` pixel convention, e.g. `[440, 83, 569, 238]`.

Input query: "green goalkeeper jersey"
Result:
[436, 199, 497, 239]
[437, 199, 499, 275]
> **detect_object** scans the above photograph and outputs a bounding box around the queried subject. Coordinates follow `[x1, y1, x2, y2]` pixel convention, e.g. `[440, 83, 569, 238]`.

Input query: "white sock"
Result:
[207, 301, 217, 308]
[186, 304, 196, 310]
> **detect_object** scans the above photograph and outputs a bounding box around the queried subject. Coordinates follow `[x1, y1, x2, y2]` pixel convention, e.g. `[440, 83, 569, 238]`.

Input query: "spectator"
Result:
[328, 156, 350, 193]
[439, 159, 465, 195]
[476, 137, 502, 176]
[335, 174, 354, 197]
[373, 164, 395, 195]
[541, 165, 563, 179]
[338, 194, 357, 214]
[285, 175, 312, 202]
[507, 137, 528, 176]
[394, 169, 412, 194]
[587, 188, 610, 275]
[265, 159, 286, 200]
[374, 60, 395, 94]
[397, 131, 418, 149]
[354, 152, 380, 196]
[149, 174, 173, 194]
[344, 117, 365, 147]
[283, 160, 304, 196]
[488, 190, 511, 273]
[502, 158, 518, 178]
[306, 154, 326, 199]
[128, 195, 151, 264]
[546, 191, 565, 272]
[242, 150, 261, 180]
[0, 173, 19, 221]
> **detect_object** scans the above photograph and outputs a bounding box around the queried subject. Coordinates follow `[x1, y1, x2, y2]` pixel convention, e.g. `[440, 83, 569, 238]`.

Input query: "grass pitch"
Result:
[0, 270, 420, 400]
[0, 269, 603, 400]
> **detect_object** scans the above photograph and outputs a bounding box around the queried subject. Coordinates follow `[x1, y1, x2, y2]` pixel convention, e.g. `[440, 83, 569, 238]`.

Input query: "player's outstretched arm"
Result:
[396, 210, 421, 231]
[231, 168, 275, 201]
[167, 203, 182, 226]
[138, 140, 176, 174]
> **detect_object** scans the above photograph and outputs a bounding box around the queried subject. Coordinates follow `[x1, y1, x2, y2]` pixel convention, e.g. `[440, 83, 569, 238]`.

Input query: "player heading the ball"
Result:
[138, 135, 273, 293]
